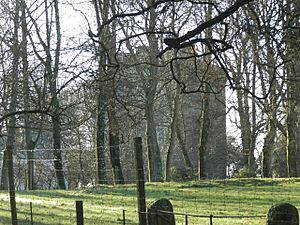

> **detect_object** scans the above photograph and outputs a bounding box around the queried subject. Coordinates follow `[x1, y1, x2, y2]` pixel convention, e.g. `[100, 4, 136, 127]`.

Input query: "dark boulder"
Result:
[147, 198, 175, 225]
[267, 203, 299, 225]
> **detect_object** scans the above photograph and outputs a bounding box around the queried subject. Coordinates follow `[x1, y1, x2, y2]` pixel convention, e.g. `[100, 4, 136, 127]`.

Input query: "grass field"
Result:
[0, 178, 300, 224]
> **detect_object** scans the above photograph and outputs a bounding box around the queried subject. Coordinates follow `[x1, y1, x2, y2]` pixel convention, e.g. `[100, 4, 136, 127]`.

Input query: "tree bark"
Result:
[92, 0, 109, 184]
[286, 100, 298, 177]
[198, 3, 212, 180]
[115, 0, 163, 182]
[5, 1, 21, 222]
[50, 0, 66, 189]
[262, 121, 276, 178]
[107, 100, 124, 184]
[261, 36, 277, 178]
[95, 91, 107, 184]
[176, 119, 193, 171]
[248, 17, 276, 178]
[21, 2, 36, 190]
[165, 86, 180, 181]
[145, 3, 163, 182]
[198, 88, 210, 180]
[145, 99, 163, 182]
[232, 53, 253, 174]
[285, 0, 300, 177]
[0, 151, 8, 190]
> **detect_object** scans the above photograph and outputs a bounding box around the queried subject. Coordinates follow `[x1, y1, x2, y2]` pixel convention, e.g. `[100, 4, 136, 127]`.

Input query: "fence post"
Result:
[30, 202, 33, 225]
[76, 200, 84, 225]
[123, 210, 126, 225]
[134, 137, 147, 225]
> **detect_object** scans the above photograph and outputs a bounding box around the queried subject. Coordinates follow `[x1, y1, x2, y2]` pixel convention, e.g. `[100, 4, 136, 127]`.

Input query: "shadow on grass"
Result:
[0, 208, 53, 225]
[180, 178, 281, 189]
[17, 179, 284, 204]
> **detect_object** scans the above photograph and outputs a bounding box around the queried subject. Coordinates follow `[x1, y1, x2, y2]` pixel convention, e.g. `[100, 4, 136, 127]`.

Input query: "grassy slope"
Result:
[0, 178, 300, 225]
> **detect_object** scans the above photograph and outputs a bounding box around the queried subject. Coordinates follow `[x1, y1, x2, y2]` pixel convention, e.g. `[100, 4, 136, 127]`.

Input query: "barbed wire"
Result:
[148, 210, 266, 218]
[10, 144, 128, 153]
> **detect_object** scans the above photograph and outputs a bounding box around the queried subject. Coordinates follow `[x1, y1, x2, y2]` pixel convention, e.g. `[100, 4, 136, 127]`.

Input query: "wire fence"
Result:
[146, 210, 266, 225]
[0, 146, 300, 224]
[0, 178, 299, 224]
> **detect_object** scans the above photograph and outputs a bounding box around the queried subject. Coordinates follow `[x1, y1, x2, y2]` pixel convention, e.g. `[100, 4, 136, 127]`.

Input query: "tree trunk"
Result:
[95, 91, 107, 184]
[93, 0, 108, 185]
[76, 130, 86, 185]
[0, 151, 8, 190]
[198, 88, 210, 179]
[165, 49, 194, 179]
[146, 100, 163, 182]
[21, 2, 36, 190]
[51, 113, 66, 189]
[107, 101, 124, 184]
[249, 18, 276, 178]
[261, 36, 277, 178]
[108, 133, 124, 184]
[5, 1, 20, 222]
[50, 0, 66, 189]
[198, 3, 212, 180]
[249, 68, 257, 174]
[165, 86, 180, 181]
[286, 106, 298, 177]
[262, 121, 276, 178]
[176, 119, 193, 171]
[145, 3, 163, 182]
[233, 62, 252, 173]
[285, 0, 300, 177]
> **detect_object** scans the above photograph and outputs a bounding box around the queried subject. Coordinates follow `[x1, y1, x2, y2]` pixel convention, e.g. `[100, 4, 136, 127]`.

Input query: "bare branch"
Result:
[0, 109, 51, 123]
[162, 0, 254, 52]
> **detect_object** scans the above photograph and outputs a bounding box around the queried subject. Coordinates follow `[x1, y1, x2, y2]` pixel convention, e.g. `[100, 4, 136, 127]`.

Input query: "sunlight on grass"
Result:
[0, 179, 299, 224]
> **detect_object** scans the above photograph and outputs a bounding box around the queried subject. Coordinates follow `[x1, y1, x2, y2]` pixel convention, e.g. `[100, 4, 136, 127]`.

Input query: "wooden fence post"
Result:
[30, 202, 33, 225]
[123, 210, 126, 225]
[134, 137, 147, 225]
[76, 200, 84, 225]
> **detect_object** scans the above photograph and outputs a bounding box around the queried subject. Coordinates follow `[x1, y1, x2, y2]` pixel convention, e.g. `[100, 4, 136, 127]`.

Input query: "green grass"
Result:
[0, 178, 300, 224]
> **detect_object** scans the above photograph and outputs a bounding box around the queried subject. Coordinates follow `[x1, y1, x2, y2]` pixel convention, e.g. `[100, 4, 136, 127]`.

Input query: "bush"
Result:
[234, 167, 256, 178]
[170, 166, 195, 181]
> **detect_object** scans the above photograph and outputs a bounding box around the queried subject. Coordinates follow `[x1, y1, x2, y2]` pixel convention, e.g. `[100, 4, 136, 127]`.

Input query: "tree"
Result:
[0, 0, 21, 223]
[245, 1, 283, 178]
[92, 0, 109, 184]
[20, 0, 37, 190]
[49, 0, 66, 189]
[92, 0, 125, 184]
[284, 0, 300, 177]
[165, 53, 185, 181]
[144, 1, 164, 182]
[2, 0, 287, 188]
[26, 0, 66, 189]
[107, 96, 124, 184]
[198, 2, 213, 180]
[94, 0, 254, 181]
[110, 0, 164, 182]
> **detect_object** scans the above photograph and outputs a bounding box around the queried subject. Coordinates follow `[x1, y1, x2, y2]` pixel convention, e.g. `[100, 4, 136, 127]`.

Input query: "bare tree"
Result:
[20, 0, 38, 190]
[0, 0, 21, 223]
[92, 0, 125, 184]
[284, 0, 300, 177]
[25, 0, 66, 189]
[93, 0, 254, 181]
